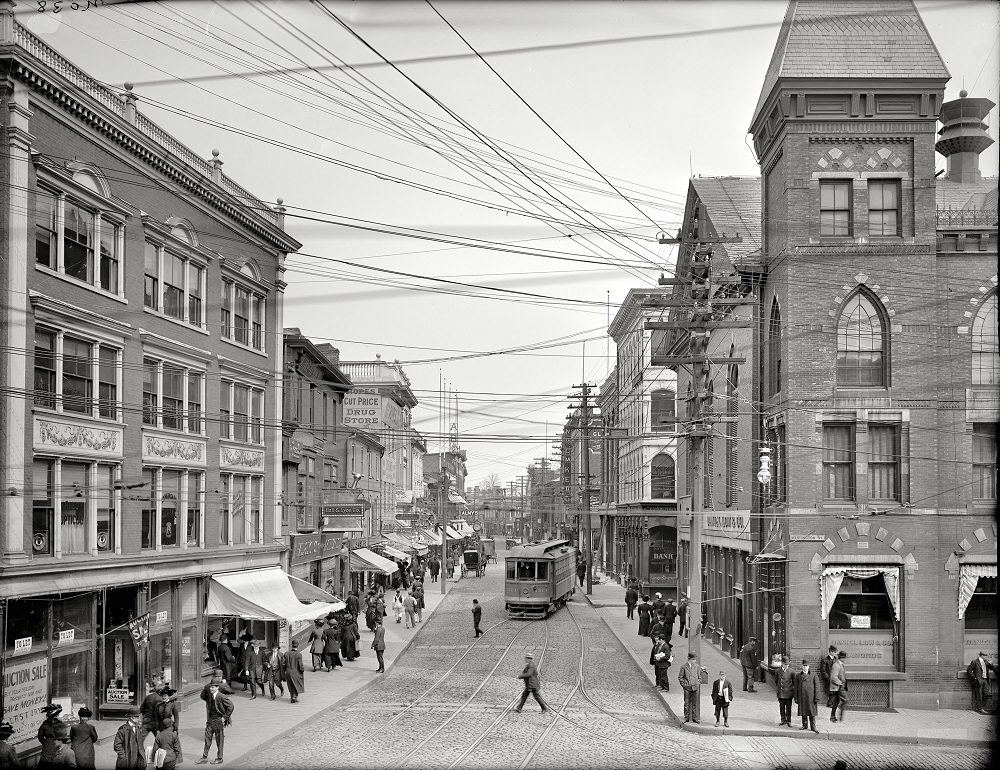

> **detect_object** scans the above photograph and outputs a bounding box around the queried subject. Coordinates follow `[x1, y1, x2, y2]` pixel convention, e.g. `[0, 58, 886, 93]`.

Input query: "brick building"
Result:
[0, 11, 339, 745]
[744, 0, 997, 710]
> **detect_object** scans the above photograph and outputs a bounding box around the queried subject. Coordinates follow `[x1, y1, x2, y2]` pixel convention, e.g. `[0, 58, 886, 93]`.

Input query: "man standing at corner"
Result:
[678, 651, 707, 724]
[515, 653, 549, 713]
[196, 678, 233, 765]
[624, 582, 639, 620]
[472, 599, 483, 637]
[967, 650, 995, 715]
[819, 645, 838, 708]
[372, 618, 386, 673]
[739, 637, 759, 693]
[776, 655, 794, 726]
[794, 658, 821, 733]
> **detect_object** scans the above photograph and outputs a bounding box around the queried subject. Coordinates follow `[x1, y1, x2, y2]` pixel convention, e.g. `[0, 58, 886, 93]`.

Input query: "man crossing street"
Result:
[472, 599, 483, 637]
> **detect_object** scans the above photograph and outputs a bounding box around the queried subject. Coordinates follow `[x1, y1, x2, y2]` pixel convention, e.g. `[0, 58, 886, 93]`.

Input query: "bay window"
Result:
[143, 240, 208, 329]
[220, 379, 265, 445]
[141, 357, 205, 434]
[34, 182, 123, 294]
[221, 279, 266, 352]
[34, 326, 120, 420]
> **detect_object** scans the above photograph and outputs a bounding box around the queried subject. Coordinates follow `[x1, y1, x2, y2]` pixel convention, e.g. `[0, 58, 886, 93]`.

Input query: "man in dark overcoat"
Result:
[819, 645, 838, 707]
[967, 650, 996, 714]
[322, 619, 343, 670]
[739, 637, 760, 692]
[264, 641, 286, 700]
[196, 678, 234, 765]
[625, 584, 639, 620]
[678, 652, 707, 723]
[776, 655, 794, 726]
[346, 591, 360, 622]
[472, 599, 483, 637]
[515, 653, 548, 712]
[217, 635, 236, 685]
[284, 640, 305, 703]
[241, 639, 265, 699]
[794, 658, 821, 733]
[112, 708, 145, 769]
[372, 618, 386, 673]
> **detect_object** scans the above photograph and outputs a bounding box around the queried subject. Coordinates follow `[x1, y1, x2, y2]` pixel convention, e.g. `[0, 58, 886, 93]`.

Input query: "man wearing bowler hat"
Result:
[678, 651, 708, 724]
[112, 707, 145, 769]
[196, 677, 233, 765]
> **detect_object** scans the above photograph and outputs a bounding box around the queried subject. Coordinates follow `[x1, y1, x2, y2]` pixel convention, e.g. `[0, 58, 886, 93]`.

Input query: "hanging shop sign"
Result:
[127, 613, 150, 649]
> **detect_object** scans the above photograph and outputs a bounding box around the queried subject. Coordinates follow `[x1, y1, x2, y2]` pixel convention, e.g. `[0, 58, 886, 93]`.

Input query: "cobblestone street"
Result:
[247, 569, 992, 770]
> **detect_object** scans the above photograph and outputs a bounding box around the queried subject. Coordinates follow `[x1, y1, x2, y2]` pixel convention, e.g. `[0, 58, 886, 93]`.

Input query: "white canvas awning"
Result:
[206, 566, 345, 623]
[385, 532, 427, 555]
[448, 493, 468, 505]
[958, 563, 997, 619]
[381, 545, 410, 561]
[819, 565, 900, 621]
[421, 527, 461, 543]
[350, 547, 399, 575]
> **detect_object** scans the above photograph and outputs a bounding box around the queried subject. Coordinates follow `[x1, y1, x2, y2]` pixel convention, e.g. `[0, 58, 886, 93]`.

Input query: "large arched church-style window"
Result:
[767, 299, 782, 397]
[972, 292, 998, 385]
[837, 289, 889, 386]
[650, 453, 676, 499]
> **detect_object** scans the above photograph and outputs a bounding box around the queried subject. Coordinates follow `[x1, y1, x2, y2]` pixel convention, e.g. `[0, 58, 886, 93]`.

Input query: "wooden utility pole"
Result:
[646, 229, 750, 661]
[569, 383, 595, 595]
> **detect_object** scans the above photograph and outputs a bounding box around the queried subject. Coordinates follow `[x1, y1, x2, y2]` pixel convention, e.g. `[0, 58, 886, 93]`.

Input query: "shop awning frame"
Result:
[381, 544, 411, 561]
[349, 547, 399, 575]
[206, 566, 346, 623]
[958, 563, 997, 619]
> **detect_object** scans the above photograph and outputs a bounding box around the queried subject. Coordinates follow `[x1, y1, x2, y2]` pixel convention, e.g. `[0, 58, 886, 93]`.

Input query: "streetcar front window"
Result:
[536, 563, 548, 580]
[506, 562, 517, 579]
[517, 561, 536, 580]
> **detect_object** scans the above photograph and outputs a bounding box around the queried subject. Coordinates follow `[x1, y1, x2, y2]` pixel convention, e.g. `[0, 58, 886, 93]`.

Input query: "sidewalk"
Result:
[582, 573, 997, 748]
[87, 574, 461, 767]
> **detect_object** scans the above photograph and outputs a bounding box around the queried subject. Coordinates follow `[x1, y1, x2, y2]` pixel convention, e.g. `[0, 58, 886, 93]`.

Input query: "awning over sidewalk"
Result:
[206, 566, 345, 623]
[421, 527, 461, 543]
[958, 563, 997, 619]
[381, 545, 411, 561]
[385, 531, 427, 555]
[350, 547, 399, 575]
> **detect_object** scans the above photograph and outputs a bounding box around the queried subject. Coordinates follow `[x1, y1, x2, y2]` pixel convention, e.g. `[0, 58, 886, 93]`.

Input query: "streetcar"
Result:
[504, 539, 577, 617]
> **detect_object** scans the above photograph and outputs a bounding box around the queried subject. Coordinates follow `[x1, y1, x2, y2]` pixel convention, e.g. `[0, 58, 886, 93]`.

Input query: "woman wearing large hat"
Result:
[36, 703, 64, 768]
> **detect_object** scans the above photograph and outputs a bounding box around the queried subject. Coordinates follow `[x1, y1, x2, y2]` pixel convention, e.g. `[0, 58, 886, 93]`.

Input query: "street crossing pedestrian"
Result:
[515, 653, 549, 712]
[472, 599, 483, 637]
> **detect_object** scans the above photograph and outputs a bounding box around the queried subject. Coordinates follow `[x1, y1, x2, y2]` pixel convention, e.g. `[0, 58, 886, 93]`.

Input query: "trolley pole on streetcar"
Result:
[645, 227, 750, 661]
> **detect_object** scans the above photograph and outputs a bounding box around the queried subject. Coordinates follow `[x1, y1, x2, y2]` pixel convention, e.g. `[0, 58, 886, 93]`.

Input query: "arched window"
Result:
[837, 289, 888, 386]
[651, 453, 675, 499]
[651, 389, 675, 431]
[972, 293, 999, 385]
[767, 300, 782, 397]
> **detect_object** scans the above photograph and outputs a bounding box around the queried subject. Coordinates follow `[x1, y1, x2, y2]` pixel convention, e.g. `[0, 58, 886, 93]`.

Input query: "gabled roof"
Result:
[935, 178, 999, 213]
[752, 0, 949, 126]
[689, 177, 762, 269]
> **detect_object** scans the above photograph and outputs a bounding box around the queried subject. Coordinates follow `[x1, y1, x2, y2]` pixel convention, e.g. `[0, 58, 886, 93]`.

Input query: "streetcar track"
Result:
[404, 615, 552, 769]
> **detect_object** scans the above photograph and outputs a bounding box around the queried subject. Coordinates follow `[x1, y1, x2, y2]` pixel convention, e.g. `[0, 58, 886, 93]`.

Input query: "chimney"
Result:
[315, 343, 341, 366]
[936, 90, 995, 183]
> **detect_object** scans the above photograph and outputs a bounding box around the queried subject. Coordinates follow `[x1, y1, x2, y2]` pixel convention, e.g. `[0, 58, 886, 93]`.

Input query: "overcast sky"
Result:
[23, 0, 999, 488]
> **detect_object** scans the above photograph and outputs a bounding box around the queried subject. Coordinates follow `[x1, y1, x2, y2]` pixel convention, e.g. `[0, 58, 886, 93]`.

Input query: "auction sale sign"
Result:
[3, 656, 49, 745]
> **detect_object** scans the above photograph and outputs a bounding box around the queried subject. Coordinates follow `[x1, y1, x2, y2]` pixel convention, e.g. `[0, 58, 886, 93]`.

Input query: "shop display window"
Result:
[181, 625, 200, 688]
[96, 464, 116, 552]
[53, 596, 92, 643]
[4, 600, 49, 654]
[60, 461, 88, 554]
[829, 576, 894, 630]
[966, 577, 997, 630]
[52, 650, 92, 718]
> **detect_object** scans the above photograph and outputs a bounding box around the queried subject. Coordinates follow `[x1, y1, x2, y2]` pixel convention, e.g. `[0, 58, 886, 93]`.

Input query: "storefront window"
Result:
[60, 461, 88, 554]
[187, 473, 202, 546]
[53, 596, 92, 643]
[51, 650, 91, 718]
[4, 599, 48, 654]
[965, 577, 997, 629]
[101, 587, 139, 706]
[161, 470, 182, 548]
[149, 582, 173, 687]
[96, 464, 116, 552]
[178, 579, 200, 689]
[829, 576, 894, 629]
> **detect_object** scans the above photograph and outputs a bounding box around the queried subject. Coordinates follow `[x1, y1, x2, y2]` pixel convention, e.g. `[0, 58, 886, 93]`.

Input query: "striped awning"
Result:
[349, 548, 399, 575]
[958, 563, 997, 619]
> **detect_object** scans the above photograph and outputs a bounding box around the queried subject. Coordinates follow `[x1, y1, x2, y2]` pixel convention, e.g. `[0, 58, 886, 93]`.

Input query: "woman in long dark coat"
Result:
[36, 703, 64, 769]
[340, 615, 359, 661]
[69, 708, 98, 769]
[322, 620, 343, 669]
[637, 595, 653, 636]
